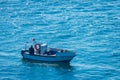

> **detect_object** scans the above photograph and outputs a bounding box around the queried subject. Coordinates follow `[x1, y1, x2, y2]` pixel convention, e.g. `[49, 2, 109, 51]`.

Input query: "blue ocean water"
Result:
[0, 0, 120, 80]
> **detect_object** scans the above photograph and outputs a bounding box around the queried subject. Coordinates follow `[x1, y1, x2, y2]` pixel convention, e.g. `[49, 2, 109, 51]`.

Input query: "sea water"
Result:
[0, 0, 120, 80]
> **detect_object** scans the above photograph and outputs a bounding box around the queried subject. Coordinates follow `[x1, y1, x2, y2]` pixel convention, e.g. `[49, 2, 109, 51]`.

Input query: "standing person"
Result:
[29, 45, 34, 55]
[32, 38, 41, 54]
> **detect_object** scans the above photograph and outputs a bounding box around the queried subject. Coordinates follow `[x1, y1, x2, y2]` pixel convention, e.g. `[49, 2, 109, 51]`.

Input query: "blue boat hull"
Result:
[21, 51, 75, 62]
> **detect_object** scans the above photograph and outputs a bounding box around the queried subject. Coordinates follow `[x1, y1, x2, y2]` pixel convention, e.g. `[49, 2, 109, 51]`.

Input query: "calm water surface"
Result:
[0, 0, 120, 80]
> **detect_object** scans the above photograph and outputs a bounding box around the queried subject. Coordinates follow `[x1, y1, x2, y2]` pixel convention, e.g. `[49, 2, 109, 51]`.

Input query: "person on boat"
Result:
[29, 45, 34, 55]
[31, 38, 42, 55]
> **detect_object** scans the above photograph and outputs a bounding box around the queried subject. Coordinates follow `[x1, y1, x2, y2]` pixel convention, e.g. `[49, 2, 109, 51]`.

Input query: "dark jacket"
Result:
[29, 46, 34, 55]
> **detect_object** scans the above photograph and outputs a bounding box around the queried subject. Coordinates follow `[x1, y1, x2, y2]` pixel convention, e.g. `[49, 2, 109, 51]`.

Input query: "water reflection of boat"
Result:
[22, 58, 72, 69]
[21, 41, 76, 62]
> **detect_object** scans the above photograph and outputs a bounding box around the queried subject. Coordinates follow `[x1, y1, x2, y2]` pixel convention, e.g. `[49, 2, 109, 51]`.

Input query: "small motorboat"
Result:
[21, 41, 76, 62]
